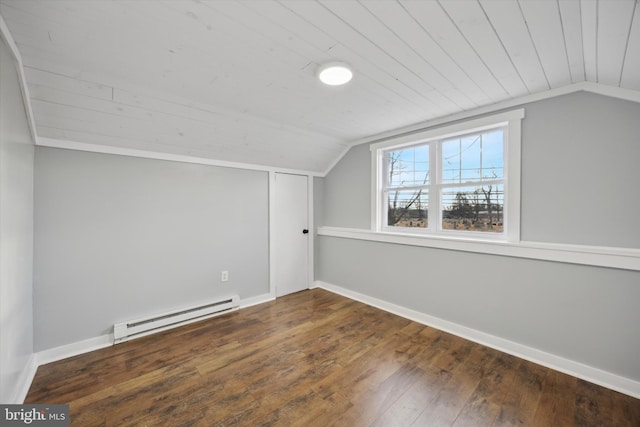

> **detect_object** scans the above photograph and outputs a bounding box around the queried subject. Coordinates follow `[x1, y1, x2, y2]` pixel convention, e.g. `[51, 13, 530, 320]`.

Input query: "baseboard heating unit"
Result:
[113, 294, 240, 344]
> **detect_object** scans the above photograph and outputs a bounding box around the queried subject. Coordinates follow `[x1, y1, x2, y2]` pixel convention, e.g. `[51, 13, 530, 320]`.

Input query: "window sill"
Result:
[317, 226, 640, 272]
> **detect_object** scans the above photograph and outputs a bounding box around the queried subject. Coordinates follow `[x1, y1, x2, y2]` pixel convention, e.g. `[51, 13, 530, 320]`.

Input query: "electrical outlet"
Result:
[221, 271, 229, 282]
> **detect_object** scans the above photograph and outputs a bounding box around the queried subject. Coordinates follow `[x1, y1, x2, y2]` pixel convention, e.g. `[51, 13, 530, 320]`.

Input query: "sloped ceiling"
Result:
[1, 0, 639, 173]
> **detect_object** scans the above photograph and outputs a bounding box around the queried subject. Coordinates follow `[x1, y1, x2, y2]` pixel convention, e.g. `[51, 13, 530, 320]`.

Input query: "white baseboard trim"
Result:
[239, 293, 275, 309]
[36, 334, 113, 367]
[314, 280, 640, 399]
[12, 354, 38, 404]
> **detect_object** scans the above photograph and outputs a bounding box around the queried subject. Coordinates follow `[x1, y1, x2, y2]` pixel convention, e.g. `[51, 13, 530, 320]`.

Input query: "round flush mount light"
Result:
[317, 62, 353, 86]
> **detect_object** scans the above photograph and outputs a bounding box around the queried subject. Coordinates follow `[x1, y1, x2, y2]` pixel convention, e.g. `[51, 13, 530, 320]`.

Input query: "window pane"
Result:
[441, 184, 504, 232]
[387, 189, 428, 228]
[441, 129, 503, 184]
[386, 145, 429, 187]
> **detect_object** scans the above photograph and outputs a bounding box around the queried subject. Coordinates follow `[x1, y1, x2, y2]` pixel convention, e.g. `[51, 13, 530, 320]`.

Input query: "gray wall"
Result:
[322, 144, 371, 230]
[34, 148, 269, 351]
[521, 92, 640, 248]
[0, 38, 34, 403]
[316, 91, 640, 382]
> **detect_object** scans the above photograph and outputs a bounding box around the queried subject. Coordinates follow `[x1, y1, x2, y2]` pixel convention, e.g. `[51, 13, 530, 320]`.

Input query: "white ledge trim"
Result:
[317, 226, 640, 271]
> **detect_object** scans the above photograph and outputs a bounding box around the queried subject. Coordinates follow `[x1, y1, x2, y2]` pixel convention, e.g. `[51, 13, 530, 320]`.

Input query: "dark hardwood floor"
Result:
[26, 289, 640, 426]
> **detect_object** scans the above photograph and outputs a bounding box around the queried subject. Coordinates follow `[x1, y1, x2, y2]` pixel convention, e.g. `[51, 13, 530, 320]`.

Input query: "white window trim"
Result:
[371, 109, 524, 242]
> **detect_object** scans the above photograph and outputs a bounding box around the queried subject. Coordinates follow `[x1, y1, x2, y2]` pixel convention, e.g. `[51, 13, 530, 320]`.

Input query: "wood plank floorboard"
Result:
[25, 289, 640, 426]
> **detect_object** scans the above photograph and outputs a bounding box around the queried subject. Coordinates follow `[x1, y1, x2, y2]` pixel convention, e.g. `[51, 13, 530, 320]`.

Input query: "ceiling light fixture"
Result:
[317, 62, 353, 86]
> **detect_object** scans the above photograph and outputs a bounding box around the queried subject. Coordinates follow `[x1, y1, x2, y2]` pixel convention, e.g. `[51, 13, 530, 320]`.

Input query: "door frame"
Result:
[268, 171, 314, 298]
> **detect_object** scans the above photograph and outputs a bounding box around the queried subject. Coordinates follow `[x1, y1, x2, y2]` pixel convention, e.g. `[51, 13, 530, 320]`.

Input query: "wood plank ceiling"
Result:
[1, 0, 638, 173]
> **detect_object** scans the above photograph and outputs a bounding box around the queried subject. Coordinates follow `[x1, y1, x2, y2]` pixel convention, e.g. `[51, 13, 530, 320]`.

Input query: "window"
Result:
[371, 110, 523, 241]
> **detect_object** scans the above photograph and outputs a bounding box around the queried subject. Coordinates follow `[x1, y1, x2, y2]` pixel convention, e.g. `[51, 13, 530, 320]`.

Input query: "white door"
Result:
[273, 173, 309, 297]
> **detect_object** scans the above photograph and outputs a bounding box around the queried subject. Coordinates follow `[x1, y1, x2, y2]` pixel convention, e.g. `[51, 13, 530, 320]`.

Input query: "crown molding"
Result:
[0, 14, 38, 144]
[37, 137, 323, 177]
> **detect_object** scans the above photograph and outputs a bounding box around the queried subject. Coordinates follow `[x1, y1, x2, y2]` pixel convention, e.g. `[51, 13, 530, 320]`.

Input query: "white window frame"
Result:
[371, 109, 524, 242]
